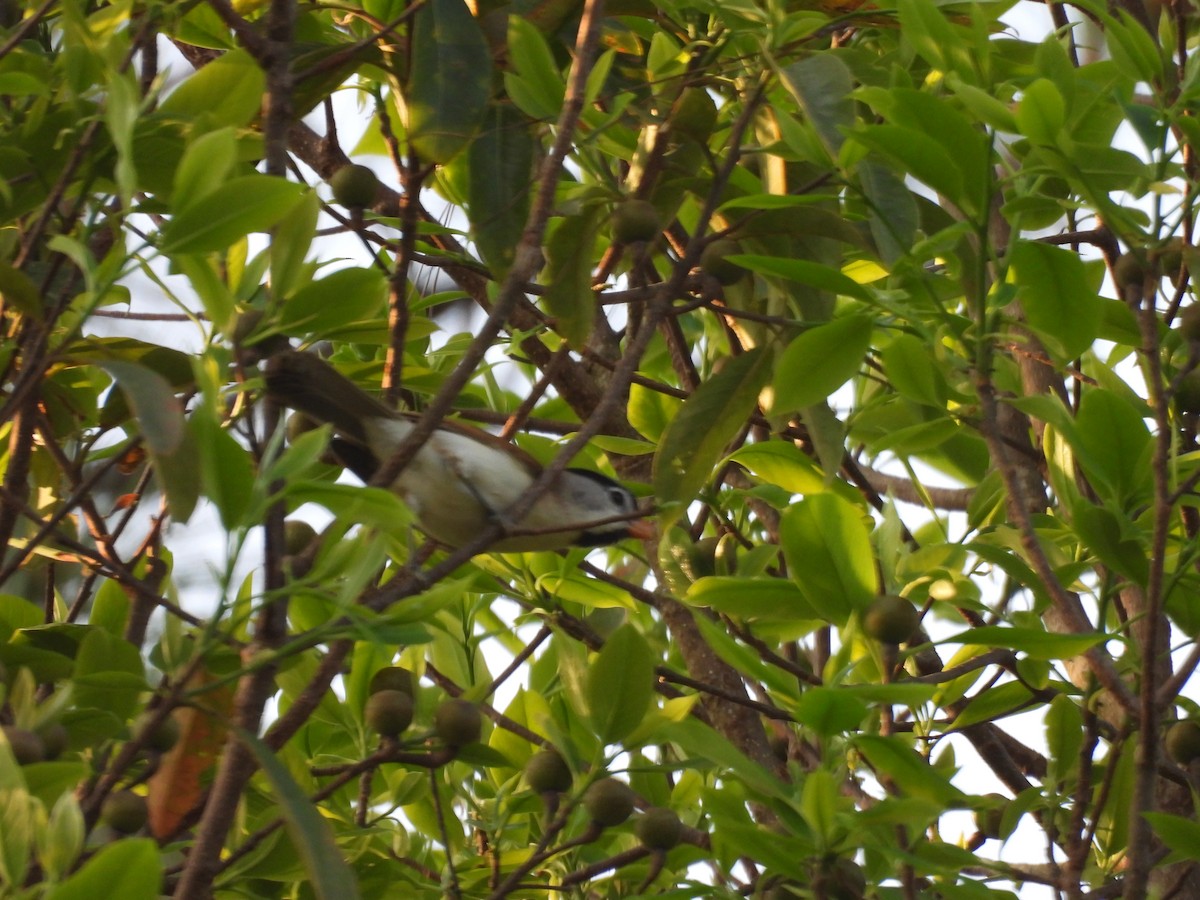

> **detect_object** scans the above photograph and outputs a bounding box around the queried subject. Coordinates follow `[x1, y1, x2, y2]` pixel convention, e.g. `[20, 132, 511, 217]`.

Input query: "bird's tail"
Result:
[264, 351, 394, 443]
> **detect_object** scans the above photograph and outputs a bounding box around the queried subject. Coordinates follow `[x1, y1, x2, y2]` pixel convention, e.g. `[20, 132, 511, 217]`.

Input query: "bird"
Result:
[264, 351, 654, 553]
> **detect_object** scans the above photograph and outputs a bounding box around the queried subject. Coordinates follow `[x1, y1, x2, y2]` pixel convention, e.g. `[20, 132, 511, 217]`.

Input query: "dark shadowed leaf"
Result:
[241, 731, 362, 900]
[653, 349, 772, 507]
[407, 0, 491, 163]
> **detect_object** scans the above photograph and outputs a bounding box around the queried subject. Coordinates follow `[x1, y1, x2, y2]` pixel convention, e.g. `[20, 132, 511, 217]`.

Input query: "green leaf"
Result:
[686, 577, 818, 622]
[72, 628, 147, 722]
[881, 333, 947, 407]
[628, 383, 681, 442]
[1010, 241, 1103, 362]
[47, 838, 161, 900]
[731, 256, 871, 301]
[503, 16, 564, 121]
[854, 735, 967, 806]
[407, 0, 491, 163]
[851, 125, 963, 210]
[162, 176, 307, 254]
[158, 49, 265, 129]
[953, 625, 1109, 660]
[727, 442, 826, 494]
[949, 680, 1035, 731]
[1015, 78, 1066, 145]
[858, 161, 918, 266]
[542, 210, 602, 348]
[1045, 694, 1083, 783]
[778, 54, 854, 158]
[1104, 11, 1164, 83]
[800, 769, 841, 844]
[466, 104, 533, 276]
[270, 189, 321, 300]
[586, 624, 654, 744]
[653, 349, 772, 507]
[1070, 501, 1148, 585]
[780, 494, 877, 625]
[194, 409, 256, 531]
[895, 0, 965, 76]
[0, 263, 42, 316]
[240, 731, 362, 900]
[279, 266, 387, 336]
[1144, 812, 1200, 862]
[771, 315, 872, 414]
[173, 126, 238, 213]
[285, 482, 415, 534]
[100, 360, 184, 455]
[793, 688, 868, 736]
[1070, 388, 1151, 504]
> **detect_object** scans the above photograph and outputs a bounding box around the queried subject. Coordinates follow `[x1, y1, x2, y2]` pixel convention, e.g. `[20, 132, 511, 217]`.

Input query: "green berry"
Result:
[433, 699, 482, 747]
[1167, 720, 1200, 765]
[584, 777, 635, 827]
[365, 689, 414, 737]
[671, 88, 718, 144]
[1178, 304, 1200, 343]
[37, 722, 69, 760]
[101, 790, 148, 834]
[1175, 371, 1200, 415]
[283, 520, 318, 556]
[136, 713, 181, 753]
[700, 239, 745, 285]
[611, 199, 661, 244]
[863, 594, 920, 645]
[330, 164, 379, 209]
[368, 666, 416, 698]
[973, 793, 1009, 839]
[3, 727, 45, 765]
[1113, 252, 1149, 291]
[525, 749, 572, 794]
[634, 806, 683, 849]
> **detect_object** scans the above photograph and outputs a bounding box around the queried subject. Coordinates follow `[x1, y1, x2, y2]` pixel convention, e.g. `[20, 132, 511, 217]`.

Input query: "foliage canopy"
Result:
[1, 0, 1199, 896]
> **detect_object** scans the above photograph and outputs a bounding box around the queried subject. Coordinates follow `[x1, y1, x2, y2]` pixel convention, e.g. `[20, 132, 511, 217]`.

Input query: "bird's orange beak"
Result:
[627, 518, 656, 541]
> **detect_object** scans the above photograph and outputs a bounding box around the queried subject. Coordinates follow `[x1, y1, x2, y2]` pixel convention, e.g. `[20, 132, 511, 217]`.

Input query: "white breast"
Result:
[362, 418, 537, 548]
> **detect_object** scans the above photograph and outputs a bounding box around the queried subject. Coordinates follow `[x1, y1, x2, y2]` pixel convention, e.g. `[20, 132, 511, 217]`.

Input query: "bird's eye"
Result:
[608, 486, 633, 510]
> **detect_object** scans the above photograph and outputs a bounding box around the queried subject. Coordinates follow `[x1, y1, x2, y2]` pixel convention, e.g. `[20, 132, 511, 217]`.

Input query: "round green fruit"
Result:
[330, 164, 380, 209]
[584, 777, 635, 827]
[283, 520, 318, 556]
[1167, 720, 1200, 765]
[1174, 371, 1200, 415]
[973, 793, 1009, 839]
[37, 722, 69, 760]
[1178, 304, 1200, 344]
[700, 239, 745, 285]
[433, 699, 482, 747]
[365, 689, 414, 737]
[102, 790, 148, 834]
[137, 713, 181, 753]
[634, 806, 683, 849]
[610, 199, 661, 244]
[863, 594, 920, 645]
[369, 666, 416, 698]
[1113, 252, 1149, 291]
[671, 88, 718, 144]
[3, 727, 45, 765]
[1157, 237, 1185, 278]
[822, 857, 867, 900]
[525, 749, 572, 794]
